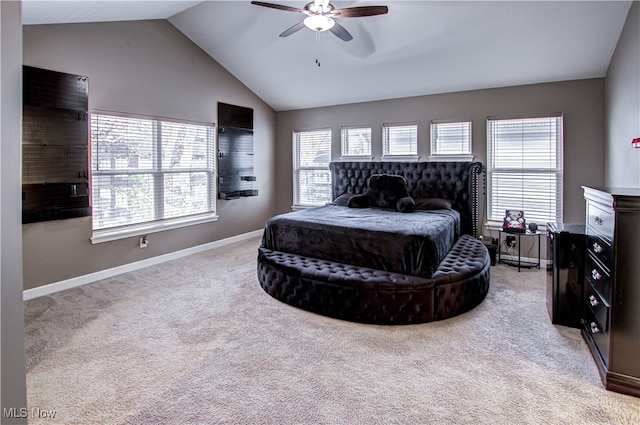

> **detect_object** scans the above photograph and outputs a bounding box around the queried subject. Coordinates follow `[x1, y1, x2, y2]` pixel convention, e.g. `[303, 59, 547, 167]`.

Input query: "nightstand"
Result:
[497, 228, 541, 272]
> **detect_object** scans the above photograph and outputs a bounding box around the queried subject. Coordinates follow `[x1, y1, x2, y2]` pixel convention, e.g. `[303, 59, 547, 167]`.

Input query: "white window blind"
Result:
[91, 112, 216, 236]
[341, 126, 372, 158]
[430, 120, 472, 160]
[487, 115, 563, 224]
[383, 123, 418, 158]
[293, 128, 332, 207]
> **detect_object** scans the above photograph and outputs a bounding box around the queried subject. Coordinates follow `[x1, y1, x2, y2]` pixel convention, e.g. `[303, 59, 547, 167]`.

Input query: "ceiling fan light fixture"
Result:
[252, 1, 389, 41]
[304, 15, 335, 32]
[307, 1, 333, 14]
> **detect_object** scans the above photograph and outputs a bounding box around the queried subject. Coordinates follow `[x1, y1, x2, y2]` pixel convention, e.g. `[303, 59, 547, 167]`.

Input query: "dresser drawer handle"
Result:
[589, 295, 599, 307]
[593, 242, 603, 253]
[590, 322, 601, 334]
[592, 269, 602, 280]
[594, 216, 603, 225]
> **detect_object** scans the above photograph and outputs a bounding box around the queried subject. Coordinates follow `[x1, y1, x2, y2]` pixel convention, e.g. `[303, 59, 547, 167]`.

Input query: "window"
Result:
[293, 128, 332, 207]
[91, 112, 216, 242]
[430, 120, 472, 161]
[487, 115, 563, 225]
[341, 126, 372, 159]
[383, 123, 418, 159]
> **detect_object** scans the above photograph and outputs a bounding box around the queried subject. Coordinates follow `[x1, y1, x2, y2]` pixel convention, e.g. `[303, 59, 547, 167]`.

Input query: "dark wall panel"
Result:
[217, 103, 257, 200]
[22, 66, 90, 223]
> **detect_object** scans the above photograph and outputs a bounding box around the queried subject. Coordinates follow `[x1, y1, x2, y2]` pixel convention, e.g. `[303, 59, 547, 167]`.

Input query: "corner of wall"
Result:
[1, 1, 28, 422]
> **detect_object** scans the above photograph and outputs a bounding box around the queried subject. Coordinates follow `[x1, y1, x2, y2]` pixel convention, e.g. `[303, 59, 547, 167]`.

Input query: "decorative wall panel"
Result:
[217, 102, 257, 200]
[22, 66, 90, 223]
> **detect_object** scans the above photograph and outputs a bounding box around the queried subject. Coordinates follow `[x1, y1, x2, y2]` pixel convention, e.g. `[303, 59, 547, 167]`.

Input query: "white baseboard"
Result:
[23, 229, 263, 301]
[497, 254, 549, 268]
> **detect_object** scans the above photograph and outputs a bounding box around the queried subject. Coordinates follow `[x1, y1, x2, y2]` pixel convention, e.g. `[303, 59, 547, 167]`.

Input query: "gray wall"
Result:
[276, 79, 606, 232]
[605, 1, 640, 188]
[22, 20, 277, 290]
[1, 2, 28, 422]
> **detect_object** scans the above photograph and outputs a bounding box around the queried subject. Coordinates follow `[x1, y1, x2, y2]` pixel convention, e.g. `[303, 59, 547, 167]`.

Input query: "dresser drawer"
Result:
[586, 200, 613, 240]
[583, 312, 610, 367]
[585, 281, 609, 332]
[586, 253, 611, 302]
[586, 234, 612, 269]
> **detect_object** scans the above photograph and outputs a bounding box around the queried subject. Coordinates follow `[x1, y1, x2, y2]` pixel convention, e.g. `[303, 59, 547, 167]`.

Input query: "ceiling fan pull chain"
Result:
[315, 31, 321, 67]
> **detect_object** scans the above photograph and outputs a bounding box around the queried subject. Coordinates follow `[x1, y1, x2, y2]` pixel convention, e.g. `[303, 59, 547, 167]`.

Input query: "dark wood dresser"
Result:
[582, 186, 640, 397]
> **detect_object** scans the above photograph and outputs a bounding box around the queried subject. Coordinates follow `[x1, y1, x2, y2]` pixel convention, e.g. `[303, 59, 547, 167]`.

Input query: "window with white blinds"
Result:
[91, 112, 216, 241]
[293, 128, 332, 207]
[430, 120, 472, 160]
[487, 115, 563, 224]
[383, 123, 418, 158]
[341, 126, 372, 159]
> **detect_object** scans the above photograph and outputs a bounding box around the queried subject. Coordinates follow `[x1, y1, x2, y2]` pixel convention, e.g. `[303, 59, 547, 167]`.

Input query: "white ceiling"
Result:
[22, 1, 632, 112]
[21, 0, 204, 24]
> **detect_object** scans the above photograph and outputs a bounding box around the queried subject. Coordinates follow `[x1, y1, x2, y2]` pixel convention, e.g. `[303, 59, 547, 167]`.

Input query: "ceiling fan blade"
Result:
[333, 6, 389, 18]
[279, 21, 306, 37]
[250, 1, 306, 14]
[329, 22, 353, 42]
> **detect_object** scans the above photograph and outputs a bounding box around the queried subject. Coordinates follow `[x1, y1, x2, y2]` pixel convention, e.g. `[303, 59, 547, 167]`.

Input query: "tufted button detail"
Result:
[330, 161, 482, 236]
[257, 234, 489, 325]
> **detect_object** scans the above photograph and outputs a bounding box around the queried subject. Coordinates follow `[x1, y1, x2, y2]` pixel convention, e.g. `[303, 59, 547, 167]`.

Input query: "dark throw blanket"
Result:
[261, 204, 460, 278]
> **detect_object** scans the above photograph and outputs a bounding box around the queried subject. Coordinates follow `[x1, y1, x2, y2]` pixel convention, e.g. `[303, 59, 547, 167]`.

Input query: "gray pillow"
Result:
[413, 198, 453, 210]
[332, 193, 355, 206]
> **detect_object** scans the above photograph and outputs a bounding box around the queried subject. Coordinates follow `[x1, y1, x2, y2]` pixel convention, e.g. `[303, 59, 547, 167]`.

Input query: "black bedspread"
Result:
[262, 204, 460, 278]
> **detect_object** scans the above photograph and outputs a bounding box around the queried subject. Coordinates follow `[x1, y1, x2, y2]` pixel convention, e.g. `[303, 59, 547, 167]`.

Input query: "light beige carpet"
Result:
[24, 236, 640, 424]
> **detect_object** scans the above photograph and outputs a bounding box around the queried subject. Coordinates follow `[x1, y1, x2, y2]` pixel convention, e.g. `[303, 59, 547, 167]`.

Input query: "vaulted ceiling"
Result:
[22, 1, 632, 111]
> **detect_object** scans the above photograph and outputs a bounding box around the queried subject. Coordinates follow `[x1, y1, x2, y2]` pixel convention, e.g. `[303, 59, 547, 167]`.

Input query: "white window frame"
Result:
[292, 128, 332, 208]
[90, 111, 217, 244]
[382, 122, 418, 161]
[486, 114, 563, 229]
[429, 119, 473, 162]
[340, 125, 372, 161]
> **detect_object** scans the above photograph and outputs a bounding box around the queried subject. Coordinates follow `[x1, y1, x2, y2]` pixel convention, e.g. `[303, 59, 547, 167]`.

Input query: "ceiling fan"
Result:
[250, 0, 388, 42]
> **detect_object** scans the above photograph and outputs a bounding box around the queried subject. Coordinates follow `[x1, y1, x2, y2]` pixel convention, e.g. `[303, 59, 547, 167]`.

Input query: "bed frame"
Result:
[331, 161, 483, 237]
[257, 161, 490, 325]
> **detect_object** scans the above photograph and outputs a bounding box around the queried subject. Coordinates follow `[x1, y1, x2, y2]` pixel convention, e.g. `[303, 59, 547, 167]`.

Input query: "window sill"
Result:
[340, 155, 373, 161]
[91, 213, 219, 244]
[381, 154, 419, 162]
[428, 154, 474, 162]
[291, 204, 324, 211]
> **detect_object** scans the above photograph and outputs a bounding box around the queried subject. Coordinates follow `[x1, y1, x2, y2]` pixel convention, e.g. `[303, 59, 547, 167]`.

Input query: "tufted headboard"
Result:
[330, 161, 484, 237]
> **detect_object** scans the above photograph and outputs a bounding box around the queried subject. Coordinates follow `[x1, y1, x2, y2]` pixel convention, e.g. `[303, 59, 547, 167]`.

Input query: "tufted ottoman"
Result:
[257, 234, 490, 325]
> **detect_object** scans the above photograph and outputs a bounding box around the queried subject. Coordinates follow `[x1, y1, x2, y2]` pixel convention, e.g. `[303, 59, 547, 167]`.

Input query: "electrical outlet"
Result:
[139, 236, 148, 248]
[506, 235, 516, 248]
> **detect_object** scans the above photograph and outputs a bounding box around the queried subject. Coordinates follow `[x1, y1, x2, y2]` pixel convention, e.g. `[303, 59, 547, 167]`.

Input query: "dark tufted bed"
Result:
[257, 161, 490, 325]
